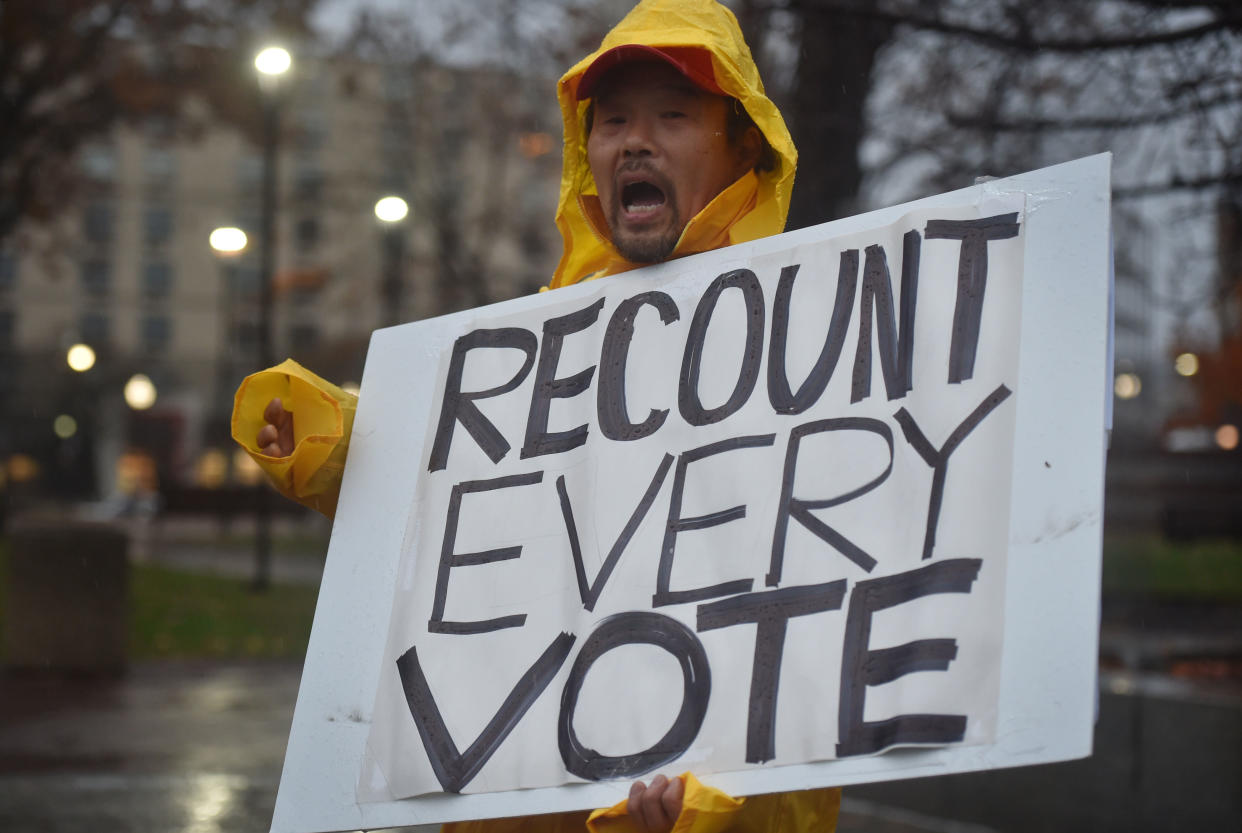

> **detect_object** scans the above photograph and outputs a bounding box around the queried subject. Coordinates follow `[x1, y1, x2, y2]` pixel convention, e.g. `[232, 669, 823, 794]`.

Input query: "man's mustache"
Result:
[614, 160, 676, 201]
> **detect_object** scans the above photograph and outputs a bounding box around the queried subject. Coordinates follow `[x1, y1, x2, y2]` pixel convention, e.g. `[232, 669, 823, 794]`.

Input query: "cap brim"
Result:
[576, 44, 723, 100]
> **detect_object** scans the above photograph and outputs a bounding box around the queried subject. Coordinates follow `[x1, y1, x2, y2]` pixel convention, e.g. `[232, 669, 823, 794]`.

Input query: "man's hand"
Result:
[257, 397, 294, 457]
[626, 774, 684, 833]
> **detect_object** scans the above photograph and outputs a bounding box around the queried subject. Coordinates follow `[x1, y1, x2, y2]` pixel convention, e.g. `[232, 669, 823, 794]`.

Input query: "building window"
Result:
[294, 109, 329, 153]
[143, 147, 176, 190]
[295, 216, 320, 252]
[142, 262, 173, 299]
[234, 319, 259, 355]
[82, 200, 114, 245]
[80, 312, 110, 345]
[293, 164, 324, 203]
[227, 264, 261, 297]
[289, 323, 318, 352]
[80, 143, 117, 182]
[141, 315, 172, 353]
[145, 115, 176, 143]
[80, 259, 111, 297]
[0, 249, 16, 291]
[0, 308, 14, 348]
[144, 206, 174, 247]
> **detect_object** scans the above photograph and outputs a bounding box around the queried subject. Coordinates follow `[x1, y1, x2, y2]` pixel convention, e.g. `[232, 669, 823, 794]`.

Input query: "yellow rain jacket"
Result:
[232, 1, 837, 829]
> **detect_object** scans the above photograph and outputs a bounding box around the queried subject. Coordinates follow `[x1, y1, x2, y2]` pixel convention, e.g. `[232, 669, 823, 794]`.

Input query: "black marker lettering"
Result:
[428, 328, 538, 472]
[558, 453, 675, 611]
[894, 384, 1012, 560]
[767, 418, 892, 586]
[397, 632, 575, 793]
[851, 232, 921, 403]
[767, 253, 858, 414]
[598, 291, 680, 441]
[429, 472, 543, 634]
[924, 213, 1021, 383]
[654, 434, 776, 607]
[837, 558, 982, 757]
[697, 581, 847, 763]
[679, 269, 765, 426]
[559, 612, 710, 780]
[521, 298, 606, 459]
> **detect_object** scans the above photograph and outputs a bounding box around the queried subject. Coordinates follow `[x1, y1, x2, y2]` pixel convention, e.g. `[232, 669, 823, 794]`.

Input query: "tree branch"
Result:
[1114, 170, 1242, 199]
[774, 0, 1241, 54]
[946, 90, 1242, 133]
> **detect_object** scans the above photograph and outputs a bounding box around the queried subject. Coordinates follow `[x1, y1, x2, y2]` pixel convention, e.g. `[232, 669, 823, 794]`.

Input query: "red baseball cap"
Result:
[576, 44, 724, 100]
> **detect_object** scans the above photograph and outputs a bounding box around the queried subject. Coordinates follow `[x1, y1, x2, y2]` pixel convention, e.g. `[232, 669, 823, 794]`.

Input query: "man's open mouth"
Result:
[621, 181, 667, 216]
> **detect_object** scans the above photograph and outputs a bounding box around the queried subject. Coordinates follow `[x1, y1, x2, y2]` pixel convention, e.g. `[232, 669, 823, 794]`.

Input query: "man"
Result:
[234, 1, 838, 830]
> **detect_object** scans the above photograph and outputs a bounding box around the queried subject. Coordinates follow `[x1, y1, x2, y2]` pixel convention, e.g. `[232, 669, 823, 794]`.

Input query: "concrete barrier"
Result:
[3, 517, 130, 672]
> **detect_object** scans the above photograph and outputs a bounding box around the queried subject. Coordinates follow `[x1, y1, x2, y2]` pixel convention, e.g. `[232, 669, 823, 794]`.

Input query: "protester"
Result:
[232, 0, 839, 830]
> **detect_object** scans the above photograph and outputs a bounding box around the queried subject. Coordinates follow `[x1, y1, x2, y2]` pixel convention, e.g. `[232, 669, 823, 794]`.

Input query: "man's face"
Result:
[587, 61, 756, 264]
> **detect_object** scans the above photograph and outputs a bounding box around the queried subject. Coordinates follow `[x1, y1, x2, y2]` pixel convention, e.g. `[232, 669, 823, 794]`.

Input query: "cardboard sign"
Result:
[270, 155, 1111, 833]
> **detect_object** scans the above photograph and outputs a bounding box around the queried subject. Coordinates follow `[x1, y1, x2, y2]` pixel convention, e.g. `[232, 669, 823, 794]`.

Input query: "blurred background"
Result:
[0, 1, 1238, 831]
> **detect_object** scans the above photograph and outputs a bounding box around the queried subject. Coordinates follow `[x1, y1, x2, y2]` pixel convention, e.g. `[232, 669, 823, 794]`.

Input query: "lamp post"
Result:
[252, 45, 290, 593]
[374, 196, 409, 327]
[209, 225, 247, 444]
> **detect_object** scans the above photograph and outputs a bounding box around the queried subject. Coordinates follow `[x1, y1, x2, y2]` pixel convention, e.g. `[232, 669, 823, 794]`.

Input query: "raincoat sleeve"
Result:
[440, 777, 839, 833]
[229, 358, 356, 518]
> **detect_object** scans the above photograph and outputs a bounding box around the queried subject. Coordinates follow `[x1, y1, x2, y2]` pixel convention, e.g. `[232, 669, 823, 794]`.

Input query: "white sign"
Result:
[270, 155, 1111, 833]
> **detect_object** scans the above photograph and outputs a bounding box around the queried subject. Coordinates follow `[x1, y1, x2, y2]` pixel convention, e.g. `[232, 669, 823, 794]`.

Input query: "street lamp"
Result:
[66, 343, 96, 373]
[374, 196, 409, 223]
[124, 374, 157, 410]
[210, 226, 248, 472]
[375, 195, 409, 327]
[209, 226, 248, 256]
[254, 46, 291, 78]
[251, 44, 291, 593]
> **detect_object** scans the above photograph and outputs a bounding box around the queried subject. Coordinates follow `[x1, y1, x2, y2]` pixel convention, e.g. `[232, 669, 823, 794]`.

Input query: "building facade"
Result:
[0, 52, 564, 505]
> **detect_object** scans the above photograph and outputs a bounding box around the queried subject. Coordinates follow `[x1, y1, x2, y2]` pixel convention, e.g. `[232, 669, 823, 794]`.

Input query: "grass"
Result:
[1102, 533, 1242, 602]
[2, 531, 1238, 663]
[128, 563, 319, 659]
[0, 539, 320, 661]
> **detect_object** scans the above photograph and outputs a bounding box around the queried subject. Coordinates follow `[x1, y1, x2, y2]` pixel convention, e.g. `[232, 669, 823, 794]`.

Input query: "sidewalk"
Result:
[0, 659, 998, 833]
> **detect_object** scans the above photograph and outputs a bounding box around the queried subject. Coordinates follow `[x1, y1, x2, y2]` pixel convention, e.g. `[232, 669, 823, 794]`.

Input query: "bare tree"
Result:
[0, 0, 321, 244]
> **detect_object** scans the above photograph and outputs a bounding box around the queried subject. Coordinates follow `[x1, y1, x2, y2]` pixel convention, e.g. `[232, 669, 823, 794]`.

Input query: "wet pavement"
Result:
[0, 661, 298, 833]
[2, 517, 1240, 832]
[0, 659, 990, 833]
[3, 660, 1239, 833]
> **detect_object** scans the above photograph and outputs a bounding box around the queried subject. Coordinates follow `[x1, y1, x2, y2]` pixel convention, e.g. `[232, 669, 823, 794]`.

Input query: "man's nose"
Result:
[621, 117, 655, 157]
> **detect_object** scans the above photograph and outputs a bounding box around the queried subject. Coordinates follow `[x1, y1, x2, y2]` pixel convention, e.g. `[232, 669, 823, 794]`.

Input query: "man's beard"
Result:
[607, 165, 682, 263]
[611, 218, 682, 264]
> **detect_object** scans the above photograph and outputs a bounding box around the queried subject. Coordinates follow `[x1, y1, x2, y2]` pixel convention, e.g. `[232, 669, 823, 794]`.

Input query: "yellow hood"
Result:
[548, 0, 798, 290]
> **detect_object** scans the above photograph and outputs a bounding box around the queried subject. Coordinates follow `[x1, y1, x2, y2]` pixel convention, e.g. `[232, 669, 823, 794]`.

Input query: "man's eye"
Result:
[662, 111, 686, 119]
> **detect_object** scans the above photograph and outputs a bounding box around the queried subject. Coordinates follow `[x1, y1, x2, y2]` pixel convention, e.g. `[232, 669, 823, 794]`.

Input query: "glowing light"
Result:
[519, 132, 555, 158]
[53, 414, 78, 439]
[254, 46, 291, 76]
[209, 227, 248, 255]
[232, 448, 263, 485]
[374, 196, 409, 223]
[341, 381, 361, 396]
[1217, 424, 1239, 451]
[66, 343, 96, 372]
[1114, 372, 1141, 400]
[124, 374, 157, 410]
[196, 449, 229, 488]
[1174, 352, 1199, 377]
[7, 454, 40, 483]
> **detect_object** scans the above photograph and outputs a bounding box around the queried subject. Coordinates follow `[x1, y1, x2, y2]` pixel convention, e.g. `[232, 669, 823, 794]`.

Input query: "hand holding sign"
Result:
[627, 775, 685, 833]
[258, 397, 295, 458]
